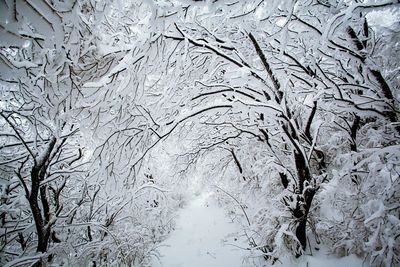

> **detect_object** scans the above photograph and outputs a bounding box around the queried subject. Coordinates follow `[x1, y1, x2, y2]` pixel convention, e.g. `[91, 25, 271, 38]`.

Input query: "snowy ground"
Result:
[151, 191, 365, 267]
[151, 192, 249, 267]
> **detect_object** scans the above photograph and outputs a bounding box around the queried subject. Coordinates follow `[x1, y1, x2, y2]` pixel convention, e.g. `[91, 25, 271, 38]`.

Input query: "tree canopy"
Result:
[1, 0, 399, 266]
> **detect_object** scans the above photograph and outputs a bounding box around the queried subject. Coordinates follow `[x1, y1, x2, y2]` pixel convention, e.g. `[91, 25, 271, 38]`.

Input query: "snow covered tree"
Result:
[0, 0, 92, 264]
[0, 0, 172, 266]
[140, 0, 399, 263]
[1, 0, 398, 266]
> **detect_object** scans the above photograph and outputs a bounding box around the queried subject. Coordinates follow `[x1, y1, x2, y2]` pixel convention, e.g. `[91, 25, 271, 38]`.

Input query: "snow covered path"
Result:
[152, 192, 248, 267]
[151, 192, 364, 267]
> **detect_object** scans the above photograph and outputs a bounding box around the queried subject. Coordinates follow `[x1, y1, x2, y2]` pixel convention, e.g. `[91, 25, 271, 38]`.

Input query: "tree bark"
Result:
[29, 138, 56, 254]
[294, 187, 316, 254]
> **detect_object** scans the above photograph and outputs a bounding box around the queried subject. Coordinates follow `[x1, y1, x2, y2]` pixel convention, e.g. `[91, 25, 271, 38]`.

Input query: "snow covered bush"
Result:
[317, 120, 400, 266]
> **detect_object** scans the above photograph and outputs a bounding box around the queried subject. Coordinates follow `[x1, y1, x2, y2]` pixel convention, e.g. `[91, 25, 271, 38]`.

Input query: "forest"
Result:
[0, 0, 399, 266]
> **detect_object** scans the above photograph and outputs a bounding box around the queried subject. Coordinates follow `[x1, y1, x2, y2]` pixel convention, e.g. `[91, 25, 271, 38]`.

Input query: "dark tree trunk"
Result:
[350, 115, 360, 152]
[294, 152, 310, 194]
[29, 138, 57, 256]
[294, 187, 316, 254]
[30, 166, 49, 253]
[279, 172, 288, 189]
[292, 148, 314, 255]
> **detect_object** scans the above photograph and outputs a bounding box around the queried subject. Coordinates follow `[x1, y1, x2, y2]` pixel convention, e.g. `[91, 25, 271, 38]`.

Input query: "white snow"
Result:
[282, 252, 365, 267]
[151, 190, 365, 267]
[366, 9, 399, 29]
[152, 192, 249, 267]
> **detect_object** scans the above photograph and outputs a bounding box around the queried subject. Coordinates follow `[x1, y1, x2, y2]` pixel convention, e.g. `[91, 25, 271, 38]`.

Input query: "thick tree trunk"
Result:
[294, 152, 310, 194]
[292, 149, 314, 255]
[29, 138, 57, 265]
[294, 187, 316, 254]
[30, 166, 49, 253]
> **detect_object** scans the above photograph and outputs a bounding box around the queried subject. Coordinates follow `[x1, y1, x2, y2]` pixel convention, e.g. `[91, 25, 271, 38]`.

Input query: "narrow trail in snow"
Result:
[151, 192, 365, 267]
[152, 192, 249, 267]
